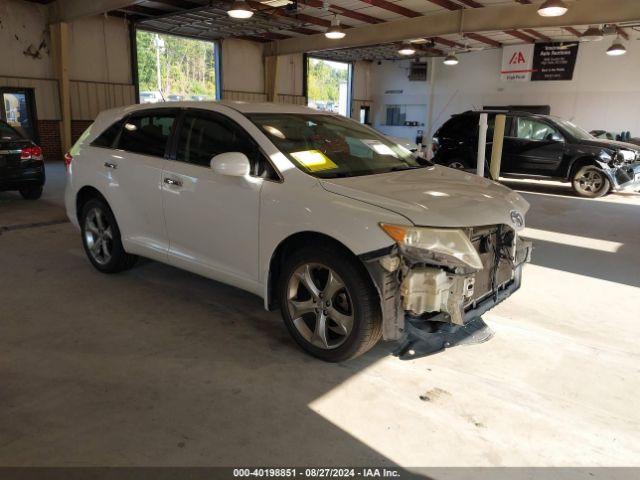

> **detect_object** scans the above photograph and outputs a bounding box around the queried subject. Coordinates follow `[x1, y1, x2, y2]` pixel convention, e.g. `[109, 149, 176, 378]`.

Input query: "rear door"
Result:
[505, 116, 565, 175]
[98, 109, 177, 259]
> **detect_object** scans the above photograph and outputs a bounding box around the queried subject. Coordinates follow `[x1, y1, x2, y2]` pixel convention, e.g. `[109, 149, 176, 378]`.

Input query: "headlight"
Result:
[379, 224, 483, 270]
[599, 150, 613, 162]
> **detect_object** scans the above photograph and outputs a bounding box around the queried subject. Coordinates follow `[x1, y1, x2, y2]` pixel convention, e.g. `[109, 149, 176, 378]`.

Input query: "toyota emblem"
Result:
[510, 210, 524, 228]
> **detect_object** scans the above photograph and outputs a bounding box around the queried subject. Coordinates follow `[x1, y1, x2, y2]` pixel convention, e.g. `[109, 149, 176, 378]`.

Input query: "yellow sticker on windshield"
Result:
[290, 150, 338, 172]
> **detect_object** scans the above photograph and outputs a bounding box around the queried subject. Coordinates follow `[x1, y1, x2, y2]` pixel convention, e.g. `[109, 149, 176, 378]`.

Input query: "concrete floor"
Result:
[1, 163, 639, 469]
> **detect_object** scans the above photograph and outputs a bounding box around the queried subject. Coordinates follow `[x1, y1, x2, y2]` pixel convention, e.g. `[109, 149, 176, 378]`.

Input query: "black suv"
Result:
[0, 120, 45, 199]
[432, 110, 640, 198]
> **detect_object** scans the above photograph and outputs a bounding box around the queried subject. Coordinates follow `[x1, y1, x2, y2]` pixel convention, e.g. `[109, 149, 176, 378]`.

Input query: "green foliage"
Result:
[307, 58, 349, 104]
[136, 30, 216, 99]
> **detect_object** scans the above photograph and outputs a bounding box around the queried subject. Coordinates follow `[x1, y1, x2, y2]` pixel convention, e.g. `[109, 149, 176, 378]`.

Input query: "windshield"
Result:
[556, 119, 593, 140]
[248, 113, 427, 178]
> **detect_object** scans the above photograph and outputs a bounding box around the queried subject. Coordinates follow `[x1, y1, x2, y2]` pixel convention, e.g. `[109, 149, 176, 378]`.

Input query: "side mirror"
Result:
[210, 152, 250, 177]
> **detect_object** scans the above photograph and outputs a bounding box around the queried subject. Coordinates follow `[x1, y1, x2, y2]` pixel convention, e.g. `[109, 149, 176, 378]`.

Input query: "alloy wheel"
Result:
[286, 263, 354, 350]
[576, 168, 605, 194]
[84, 207, 114, 265]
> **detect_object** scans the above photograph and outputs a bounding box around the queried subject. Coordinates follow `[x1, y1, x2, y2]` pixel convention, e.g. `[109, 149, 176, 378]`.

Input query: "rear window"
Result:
[114, 113, 176, 157]
[0, 122, 23, 141]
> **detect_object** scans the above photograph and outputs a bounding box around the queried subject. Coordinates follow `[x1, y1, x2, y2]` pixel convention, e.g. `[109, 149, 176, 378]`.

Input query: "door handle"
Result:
[164, 177, 183, 187]
[104, 162, 118, 169]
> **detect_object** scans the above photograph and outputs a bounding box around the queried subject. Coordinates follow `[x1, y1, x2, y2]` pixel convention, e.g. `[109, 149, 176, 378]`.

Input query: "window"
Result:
[176, 113, 274, 178]
[135, 30, 220, 103]
[307, 58, 352, 117]
[115, 113, 176, 157]
[441, 115, 478, 137]
[0, 121, 23, 141]
[515, 117, 558, 141]
[92, 120, 125, 148]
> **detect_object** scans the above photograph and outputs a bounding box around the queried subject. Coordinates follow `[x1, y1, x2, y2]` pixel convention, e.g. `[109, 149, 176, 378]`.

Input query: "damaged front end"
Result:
[361, 224, 532, 360]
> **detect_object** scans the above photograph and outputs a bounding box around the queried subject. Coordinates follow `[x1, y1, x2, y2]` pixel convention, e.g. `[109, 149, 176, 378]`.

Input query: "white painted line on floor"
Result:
[522, 227, 623, 253]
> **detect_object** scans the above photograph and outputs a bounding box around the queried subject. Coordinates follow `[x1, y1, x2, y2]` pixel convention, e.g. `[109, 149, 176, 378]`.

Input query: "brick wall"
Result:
[72, 120, 93, 144]
[37, 120, 62, 162]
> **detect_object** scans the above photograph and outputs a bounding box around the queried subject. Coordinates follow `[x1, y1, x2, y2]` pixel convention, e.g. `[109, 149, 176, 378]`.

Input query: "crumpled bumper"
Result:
[605, 161, 640, 191]
[360, 231, 532, 360]
[394, 264, 524, 360]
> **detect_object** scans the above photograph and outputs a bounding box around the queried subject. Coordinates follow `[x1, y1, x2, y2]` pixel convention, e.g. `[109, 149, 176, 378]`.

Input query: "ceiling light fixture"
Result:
[228, 0, 254, 19]
[325, 15, 346, 39]
[537, 0, 568, 17]
[581, 26, 604, 42]
[443, 52, 459, 65]
[606, 38, 627, 56]
[398, 43, 416, 55]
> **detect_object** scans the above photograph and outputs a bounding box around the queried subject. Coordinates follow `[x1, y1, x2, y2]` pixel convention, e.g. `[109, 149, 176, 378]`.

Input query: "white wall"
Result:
[371, 40, 640, 140]
[0, 0, 53, 78]
[221, 38, 264, 94]
[276, 53, 304, 97]
[69, 15, 132, 84]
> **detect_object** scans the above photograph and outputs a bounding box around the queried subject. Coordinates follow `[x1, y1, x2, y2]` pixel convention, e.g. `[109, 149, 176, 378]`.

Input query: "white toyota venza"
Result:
[65, 102, 531, 362]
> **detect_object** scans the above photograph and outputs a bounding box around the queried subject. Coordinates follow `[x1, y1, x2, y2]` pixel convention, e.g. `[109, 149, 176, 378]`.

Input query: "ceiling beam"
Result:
[356, 0, 421, 18]
[504, 29, 537, 43]
[431, 36, 466, 49]
[464, 32, 501, 47]
[456, 0, 484, 7]
[424, 0, 462, 9]
[300, 0, 383, 24]
[616, 26, 630, 40]
[49, 0, 146, 22]
[522, 28, 551, 41]
[266, 0, 640, 55]
[563, 26, 583, 37]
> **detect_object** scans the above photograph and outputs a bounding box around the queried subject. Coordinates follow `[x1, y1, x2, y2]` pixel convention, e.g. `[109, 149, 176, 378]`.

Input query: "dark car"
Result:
[432, 111, 640, 198]
[0, 120, 45, 199]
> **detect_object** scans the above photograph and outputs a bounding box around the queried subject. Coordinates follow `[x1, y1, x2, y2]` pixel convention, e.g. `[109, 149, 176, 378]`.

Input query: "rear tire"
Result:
[445, 159, 468, 170]
[19, 186, 43, 200]
[572, 165, 610, 198]
[279, 244, 382, 362]
[80, 198, 137, 273]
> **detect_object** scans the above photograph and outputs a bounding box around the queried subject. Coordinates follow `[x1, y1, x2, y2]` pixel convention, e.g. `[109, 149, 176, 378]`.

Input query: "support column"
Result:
[264, 55, 280, 103]
[50, 22, 72, 154]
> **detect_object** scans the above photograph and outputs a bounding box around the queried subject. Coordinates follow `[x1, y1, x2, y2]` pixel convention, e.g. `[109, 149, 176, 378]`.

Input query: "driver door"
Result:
[506, 117, 565, 176]
[161, 110, 265, 290]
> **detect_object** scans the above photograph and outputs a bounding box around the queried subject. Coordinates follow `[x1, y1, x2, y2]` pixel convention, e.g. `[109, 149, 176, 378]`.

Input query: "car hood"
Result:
[319, 166, 530, 230]
[578, 138, 640, 152]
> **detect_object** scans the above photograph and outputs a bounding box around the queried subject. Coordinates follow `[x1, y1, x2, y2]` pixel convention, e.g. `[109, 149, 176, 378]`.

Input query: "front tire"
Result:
[572, 165, 610, 198]
[279, 245, 382, 362]
[80, 198, 137, 273]
[19, 186, 43, 200]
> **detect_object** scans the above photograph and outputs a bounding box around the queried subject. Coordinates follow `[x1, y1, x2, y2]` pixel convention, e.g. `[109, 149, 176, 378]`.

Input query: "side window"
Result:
[488, 115, 513, 139]
[515, 118, 557, 141]
[441, 115, 477, 137]
[115, 113, 176, 157]
[176, 113, 275, 178]
[91, 119, 125, 148]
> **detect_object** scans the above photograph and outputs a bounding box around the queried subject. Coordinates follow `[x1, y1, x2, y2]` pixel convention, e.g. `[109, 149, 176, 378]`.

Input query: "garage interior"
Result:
[1, 0, 639, 474]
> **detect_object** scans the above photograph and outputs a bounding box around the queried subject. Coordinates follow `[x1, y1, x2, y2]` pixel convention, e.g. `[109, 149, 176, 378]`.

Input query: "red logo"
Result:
[509, 51, 527, 64]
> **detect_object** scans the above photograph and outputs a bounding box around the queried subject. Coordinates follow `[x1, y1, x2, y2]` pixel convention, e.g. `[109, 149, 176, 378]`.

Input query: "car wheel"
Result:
[572, 165, 611, 198]
[80, 198, 137, 273]
[445, 159, 467, 170]
[279, 245, 382, 362]
[19, 186, 43, 200]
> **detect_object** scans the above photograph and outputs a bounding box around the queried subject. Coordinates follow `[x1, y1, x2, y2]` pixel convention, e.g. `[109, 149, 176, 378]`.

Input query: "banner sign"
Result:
[501, 42, 579, 82]
[531, 42, 579, 81]
[501, 44, 535, 82]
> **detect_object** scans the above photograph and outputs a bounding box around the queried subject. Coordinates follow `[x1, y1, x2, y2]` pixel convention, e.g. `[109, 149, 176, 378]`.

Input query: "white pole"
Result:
[476, 113, 488, 177]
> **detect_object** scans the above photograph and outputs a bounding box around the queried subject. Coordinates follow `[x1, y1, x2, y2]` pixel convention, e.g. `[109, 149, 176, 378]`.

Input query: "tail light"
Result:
[21, 145, 43, 161]
[64, 152, 73, 170]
